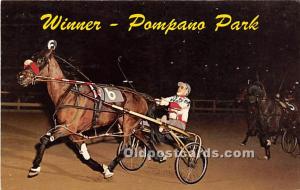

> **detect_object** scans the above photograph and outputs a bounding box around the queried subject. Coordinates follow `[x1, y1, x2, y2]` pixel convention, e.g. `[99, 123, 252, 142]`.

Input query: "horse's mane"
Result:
[54, 55, 86, 81]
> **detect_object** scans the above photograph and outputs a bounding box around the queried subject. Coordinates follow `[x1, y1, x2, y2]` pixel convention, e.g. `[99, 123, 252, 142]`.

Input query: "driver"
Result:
[156, 82, 191, 131]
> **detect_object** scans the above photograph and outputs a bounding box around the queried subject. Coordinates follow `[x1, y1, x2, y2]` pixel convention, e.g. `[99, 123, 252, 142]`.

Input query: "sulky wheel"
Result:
[281, 130, 298, 153]
[175, 142, 208, 184]
[118, 136, 147, 171]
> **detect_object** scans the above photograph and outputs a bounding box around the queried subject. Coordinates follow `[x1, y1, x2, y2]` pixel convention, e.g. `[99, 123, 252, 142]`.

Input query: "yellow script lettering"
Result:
[128, 14, 145, 31]
[40, 13, 102, 31]
[40, 14, 62, 30]
[215, 14, 232, 32]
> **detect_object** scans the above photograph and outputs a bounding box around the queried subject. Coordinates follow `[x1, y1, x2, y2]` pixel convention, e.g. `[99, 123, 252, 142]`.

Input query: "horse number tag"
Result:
[97, 87, 124, 103]
[104, 88, 116, 100]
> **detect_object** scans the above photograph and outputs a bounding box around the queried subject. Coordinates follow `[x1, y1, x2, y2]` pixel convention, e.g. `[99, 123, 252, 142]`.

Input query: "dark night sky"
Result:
[1, 1, 300, 99]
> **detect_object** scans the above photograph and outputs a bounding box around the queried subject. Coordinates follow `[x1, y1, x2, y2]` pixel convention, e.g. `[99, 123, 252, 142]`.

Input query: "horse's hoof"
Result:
[159, 156, 167, 163]
[263, 156, 270, 160]
[28, 166, 41, 178]
[152, 155, 167, 163]
[102, 164, 114, 179]
[240, 143, 246, 146]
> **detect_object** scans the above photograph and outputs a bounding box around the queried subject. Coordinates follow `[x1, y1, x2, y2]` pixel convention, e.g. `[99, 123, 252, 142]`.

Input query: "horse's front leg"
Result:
[28, 133, 52, 177]
[259, 134, 271, 160]
[70, 136, 113, 179]
[241, 132, 250, 146]
[28, 126, 75, 177]
[29, 127, 68, 177]
[241, 117, 256, 146]
[264, 139, 271, 160]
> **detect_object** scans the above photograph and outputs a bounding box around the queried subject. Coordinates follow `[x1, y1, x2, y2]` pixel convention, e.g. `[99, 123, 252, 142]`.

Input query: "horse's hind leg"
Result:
[70, 136, 113, 179]
[271, 135, 279, 145]
[108, 117, 141, 172]
[272, 118, 282, 145]
[134, 130, 166, 163]
[28, 126, 70, 177]
[107, 133, 130, 172]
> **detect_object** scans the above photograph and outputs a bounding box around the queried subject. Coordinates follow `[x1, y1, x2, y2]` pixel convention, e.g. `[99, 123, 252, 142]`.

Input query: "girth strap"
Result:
[92, 95, 102, 128]
[92, 84, 103, 129]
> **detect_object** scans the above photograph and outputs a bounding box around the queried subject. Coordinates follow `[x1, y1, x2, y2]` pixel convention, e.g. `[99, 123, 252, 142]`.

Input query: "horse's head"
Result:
[248, 81, 267, 104]
[17, 40, 57, 87]
[237, 81, 267, 105]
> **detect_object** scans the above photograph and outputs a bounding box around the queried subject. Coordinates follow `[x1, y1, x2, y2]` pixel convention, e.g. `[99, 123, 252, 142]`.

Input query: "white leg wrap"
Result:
[79, 143, 91, 160]
[28, 166, 41, 177]
[30, 166, 41, 172]
[102, 164, 114, 178]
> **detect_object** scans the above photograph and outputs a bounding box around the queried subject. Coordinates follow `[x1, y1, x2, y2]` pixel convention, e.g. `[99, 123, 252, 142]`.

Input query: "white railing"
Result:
[1, 91, 43, 111]
[1, 91, 245, 113]
[191, 99, 245, 113]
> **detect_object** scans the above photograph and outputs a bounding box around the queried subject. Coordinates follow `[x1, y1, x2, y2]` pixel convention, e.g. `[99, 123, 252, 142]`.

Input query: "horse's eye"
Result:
[37, 58, 44, 65]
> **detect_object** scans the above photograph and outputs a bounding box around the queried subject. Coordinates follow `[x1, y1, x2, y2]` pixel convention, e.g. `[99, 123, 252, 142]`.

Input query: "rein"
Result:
[34, 76, 95, 85]
[34, 75, 156, 102]
[54, 55, 92, 82]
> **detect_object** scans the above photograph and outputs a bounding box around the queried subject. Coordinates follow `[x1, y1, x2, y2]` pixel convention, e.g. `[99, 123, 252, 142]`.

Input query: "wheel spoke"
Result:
[282, 130, 297, 153]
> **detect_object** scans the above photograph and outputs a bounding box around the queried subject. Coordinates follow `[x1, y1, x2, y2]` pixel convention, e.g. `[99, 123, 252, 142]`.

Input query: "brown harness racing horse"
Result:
[17, 40, 161, 178]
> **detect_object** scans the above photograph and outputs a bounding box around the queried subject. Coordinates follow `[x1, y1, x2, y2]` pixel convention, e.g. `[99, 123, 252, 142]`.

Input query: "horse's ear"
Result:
[47, 40, 57, 50]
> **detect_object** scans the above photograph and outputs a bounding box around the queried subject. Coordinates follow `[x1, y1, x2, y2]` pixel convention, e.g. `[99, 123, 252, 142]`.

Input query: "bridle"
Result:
[22, 40, 57, 78]
[24, 51, 52, 76]
[23, 52, 91, 84]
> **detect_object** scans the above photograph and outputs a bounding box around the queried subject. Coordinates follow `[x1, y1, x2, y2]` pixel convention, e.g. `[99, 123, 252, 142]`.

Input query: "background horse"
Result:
[17, 40, 161, 178]
[237, 81, 283, 159]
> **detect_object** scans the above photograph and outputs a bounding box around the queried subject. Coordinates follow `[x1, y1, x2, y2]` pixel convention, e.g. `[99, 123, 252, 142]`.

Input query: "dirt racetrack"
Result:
[1, 112, 300, 190]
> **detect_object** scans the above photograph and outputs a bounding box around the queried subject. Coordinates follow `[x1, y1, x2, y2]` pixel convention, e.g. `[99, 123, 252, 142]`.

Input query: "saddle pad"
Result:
[97, 87, 124, 103]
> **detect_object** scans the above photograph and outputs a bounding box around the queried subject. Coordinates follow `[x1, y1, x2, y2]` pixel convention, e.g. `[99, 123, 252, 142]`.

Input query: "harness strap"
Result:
[53, 84, 74, 124]
[91, 85, 103, 129]
[93, 96, 102, 129]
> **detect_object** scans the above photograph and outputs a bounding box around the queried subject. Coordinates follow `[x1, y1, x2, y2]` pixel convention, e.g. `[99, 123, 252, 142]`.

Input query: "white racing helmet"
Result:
[178, 82, 191, 96]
